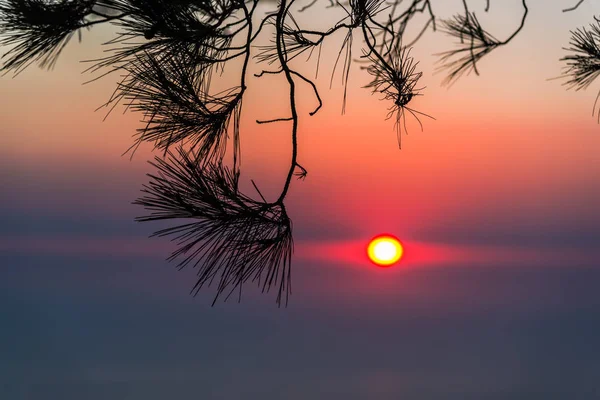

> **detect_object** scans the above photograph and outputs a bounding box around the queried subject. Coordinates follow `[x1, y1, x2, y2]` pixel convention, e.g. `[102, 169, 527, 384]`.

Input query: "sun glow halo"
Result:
[367, 235, 404, 266]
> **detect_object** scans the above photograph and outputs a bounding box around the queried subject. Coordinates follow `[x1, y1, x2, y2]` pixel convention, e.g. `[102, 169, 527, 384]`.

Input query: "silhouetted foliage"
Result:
[117, 51, 242, 161]
[0, 0, 597, 305]
[436, 11, 499, 85]
[362, 42, 430, 147]
[134, 147, 293, 305]
[0, 0, 95, 74]
[560, 15, 600, 119]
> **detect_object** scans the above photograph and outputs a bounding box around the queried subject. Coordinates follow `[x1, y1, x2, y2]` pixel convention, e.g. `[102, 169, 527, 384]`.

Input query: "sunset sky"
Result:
[2, 0, 600, 399]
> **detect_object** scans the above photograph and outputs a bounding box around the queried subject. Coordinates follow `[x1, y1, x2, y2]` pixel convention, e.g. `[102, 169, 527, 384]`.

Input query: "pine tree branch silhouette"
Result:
[2, 0, 596, 306]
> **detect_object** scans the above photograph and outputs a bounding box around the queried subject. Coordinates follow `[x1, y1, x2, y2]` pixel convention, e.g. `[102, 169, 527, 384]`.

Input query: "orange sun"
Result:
[367, 235, 404, 267]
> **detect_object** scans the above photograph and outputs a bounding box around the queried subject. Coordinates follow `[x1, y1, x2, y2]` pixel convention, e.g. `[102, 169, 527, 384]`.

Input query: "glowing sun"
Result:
[367, 235, 404, 266]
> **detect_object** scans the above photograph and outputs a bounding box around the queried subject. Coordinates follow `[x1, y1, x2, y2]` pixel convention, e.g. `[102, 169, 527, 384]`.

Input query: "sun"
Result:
[367, 235, 404, 267]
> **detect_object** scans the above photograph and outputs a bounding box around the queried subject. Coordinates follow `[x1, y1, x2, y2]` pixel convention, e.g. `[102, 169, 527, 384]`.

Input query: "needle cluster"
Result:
[85, 0, 235, 76]
[349, 0, 387, 25]
[561, 18, 600, 91]
[363, 43, 429, 146]
[0, 0, 94, 74]
[135, 147, 293, 306]
[436, 12, 499, 86]
[255, 14, 314, 65]
[116, 50, 242, 161]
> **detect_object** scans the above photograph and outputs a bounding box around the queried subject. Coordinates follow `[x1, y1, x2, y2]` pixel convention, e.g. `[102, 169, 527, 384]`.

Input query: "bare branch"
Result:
[563, 0, 585, 12]
[256, 117, 294, 124]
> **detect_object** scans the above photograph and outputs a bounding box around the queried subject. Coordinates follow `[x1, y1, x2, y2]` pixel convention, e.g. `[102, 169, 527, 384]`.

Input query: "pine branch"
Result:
[560, 17, 600, 119]
[0, 0, 95, 75]
[115, 50, 242, 161]
[362, 37, 432, 148]
[135, 148, 294, 306]
[435, 12, 499, 86]
[436, 0, 528, 86]
[561, 18, 600, 91]
[82, 0, 238, 80]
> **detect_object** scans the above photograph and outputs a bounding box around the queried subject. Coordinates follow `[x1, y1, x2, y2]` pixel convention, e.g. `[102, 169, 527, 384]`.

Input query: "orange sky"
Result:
[1, 0, 599, 270]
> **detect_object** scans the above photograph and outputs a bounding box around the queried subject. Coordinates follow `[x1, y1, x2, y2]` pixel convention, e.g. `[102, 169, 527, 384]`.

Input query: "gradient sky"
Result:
[2, 0, 600, 399]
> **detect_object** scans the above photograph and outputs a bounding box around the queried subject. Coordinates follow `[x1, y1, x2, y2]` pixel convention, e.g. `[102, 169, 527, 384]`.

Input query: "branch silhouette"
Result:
[560, 16, 600, 120]
[0, 0, 597, 306]
[134, 147, 293, 306]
